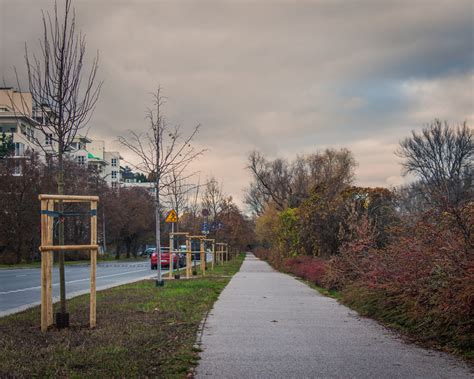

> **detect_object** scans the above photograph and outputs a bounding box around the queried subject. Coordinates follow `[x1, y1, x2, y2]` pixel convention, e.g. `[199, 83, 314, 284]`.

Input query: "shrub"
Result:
[283, 256, 327, 286]
[329, 204, 474, 350]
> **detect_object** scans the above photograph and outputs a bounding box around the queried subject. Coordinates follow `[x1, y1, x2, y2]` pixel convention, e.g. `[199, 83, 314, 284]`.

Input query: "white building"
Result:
[0, 87, 123, 186]
[121, 181, 156, 196]
[104, 151, 122, 188]
[0, 88, 38, 174]
[69, 136, 108, 177]
[83, 139, 123, 187]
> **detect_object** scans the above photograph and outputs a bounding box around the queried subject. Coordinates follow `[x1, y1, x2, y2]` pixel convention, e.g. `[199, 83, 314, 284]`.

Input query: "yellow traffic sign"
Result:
[165, 209, 178, 223]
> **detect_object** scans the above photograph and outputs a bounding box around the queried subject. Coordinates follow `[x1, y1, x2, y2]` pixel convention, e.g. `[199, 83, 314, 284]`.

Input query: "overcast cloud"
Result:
[1, 0, 473, 208]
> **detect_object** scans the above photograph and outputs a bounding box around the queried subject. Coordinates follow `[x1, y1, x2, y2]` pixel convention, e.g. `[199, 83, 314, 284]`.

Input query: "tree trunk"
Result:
[126, 240, 131, 259]
[155, 191, 162, 282]
[58, 146, 66, 314]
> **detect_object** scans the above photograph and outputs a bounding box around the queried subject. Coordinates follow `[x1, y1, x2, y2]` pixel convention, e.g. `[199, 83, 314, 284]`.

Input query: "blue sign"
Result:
[201, 222, 209, 234]
[211, 221, 224, 231]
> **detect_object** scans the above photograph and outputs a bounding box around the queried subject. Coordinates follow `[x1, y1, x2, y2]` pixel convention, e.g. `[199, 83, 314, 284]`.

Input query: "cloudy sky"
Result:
[1, 0, 473, 208]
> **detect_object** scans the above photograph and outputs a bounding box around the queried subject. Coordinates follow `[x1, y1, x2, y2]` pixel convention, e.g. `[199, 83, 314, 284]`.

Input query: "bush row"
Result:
[255, 204, 474, 353]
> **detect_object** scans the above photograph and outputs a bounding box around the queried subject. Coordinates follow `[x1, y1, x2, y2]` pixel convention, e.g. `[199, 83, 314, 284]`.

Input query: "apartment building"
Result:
[0, 88, 38, 174]
[0, 87, 122, 185]
[85, 140, 123, 187]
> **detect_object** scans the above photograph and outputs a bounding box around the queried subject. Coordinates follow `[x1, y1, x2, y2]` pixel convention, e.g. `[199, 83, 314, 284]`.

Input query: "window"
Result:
[77, 156, 85, 165]
[13, 162, 22, 176]
[0, 124, 16, 133]
[45, 133, 53, 145]
[111, 182, 118, 190]
[111, 170, 117, 179]
[111, 158, 117, 167]
[14, 142, 24, 157]
[21, 125, 34, 142]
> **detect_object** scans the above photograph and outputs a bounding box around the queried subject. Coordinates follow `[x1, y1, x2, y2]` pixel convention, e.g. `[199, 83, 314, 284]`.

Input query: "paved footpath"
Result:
[197, 254, 472, 379]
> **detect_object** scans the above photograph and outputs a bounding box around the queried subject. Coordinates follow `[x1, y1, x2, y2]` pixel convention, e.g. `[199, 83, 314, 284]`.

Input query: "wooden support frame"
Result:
[188, 235, 206, 276]
[39, 194, 99, 332]
[165, 232, 228, 279]
[203, 239, 215, 270]
[168, 232, 189, 279]
[215, 242, 228, 264]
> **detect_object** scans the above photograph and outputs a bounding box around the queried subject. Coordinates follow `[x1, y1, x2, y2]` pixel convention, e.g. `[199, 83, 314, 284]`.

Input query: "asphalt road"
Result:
[197, 253, 473, 379]
[0, 255, 211, 317]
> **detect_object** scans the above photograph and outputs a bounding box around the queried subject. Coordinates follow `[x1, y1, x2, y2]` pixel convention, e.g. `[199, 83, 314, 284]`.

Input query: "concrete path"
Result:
[197, 254, 472, 379]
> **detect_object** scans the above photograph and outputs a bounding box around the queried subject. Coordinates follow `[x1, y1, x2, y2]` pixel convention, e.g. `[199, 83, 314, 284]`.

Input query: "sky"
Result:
[1, 0, 473, 209]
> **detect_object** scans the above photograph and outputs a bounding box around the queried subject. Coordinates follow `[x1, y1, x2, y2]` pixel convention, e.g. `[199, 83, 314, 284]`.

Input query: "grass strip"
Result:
[0, 254, 245, 378]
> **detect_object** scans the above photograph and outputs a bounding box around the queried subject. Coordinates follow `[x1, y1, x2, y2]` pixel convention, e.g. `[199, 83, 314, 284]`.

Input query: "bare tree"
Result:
[246, 149, 356, 213]
[118, 87, 205, 284]
[162, 168, 200, 231]
[397, 120, 473, 208]
[247, 151, 292, 211]
[11, 0, 102, 324]
[244, 182, 267, 216]
[202, 177, 225, 220]
[189, 174, 202, 218]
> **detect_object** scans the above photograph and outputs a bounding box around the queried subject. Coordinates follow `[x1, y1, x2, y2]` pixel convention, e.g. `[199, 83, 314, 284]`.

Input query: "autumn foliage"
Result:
[253, 165, 473, 352]
[284, 256, 327, 287]
[255, 199, 473, 352]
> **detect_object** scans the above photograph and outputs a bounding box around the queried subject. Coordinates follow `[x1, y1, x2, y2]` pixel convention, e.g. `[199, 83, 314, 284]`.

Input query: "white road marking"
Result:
[15, 274, 27, 277]
[0, 268, 149, 295]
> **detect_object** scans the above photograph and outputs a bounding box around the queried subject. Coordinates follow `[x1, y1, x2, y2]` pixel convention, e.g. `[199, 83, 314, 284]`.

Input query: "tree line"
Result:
[247, 120, 473, 352]
[0, 152, 254, 264]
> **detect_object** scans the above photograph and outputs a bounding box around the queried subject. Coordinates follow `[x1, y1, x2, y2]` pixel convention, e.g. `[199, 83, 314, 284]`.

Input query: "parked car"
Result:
[150, 248, 182, 270]
[142, 247, 155, 258]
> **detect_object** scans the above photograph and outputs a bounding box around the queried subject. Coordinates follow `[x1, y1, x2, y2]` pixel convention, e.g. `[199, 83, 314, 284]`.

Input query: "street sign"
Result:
[201, 222, 209, 235]
[202, 208, 209, 217]
[211, 221, 224, 231]
[165, 209, 178, 223]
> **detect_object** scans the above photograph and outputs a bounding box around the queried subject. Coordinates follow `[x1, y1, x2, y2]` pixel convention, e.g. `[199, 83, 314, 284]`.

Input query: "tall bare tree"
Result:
[397, 120, 473, 208]
[118, 87, 205, 284]
[13, 0, 102, 324]
[202, 177, 225, 220]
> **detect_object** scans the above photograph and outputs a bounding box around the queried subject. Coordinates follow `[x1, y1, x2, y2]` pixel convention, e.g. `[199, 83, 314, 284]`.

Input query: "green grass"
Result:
[0, 254, 245, 378]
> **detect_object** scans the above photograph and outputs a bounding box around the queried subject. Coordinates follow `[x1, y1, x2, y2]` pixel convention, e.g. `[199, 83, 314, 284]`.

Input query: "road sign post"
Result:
[200, 238, 206, 275]
[169, 222, 174, 279]
[165, 210, 179, 279]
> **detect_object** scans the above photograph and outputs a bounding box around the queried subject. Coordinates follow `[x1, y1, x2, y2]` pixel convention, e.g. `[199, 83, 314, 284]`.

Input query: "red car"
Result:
[150, 249, 179, 270]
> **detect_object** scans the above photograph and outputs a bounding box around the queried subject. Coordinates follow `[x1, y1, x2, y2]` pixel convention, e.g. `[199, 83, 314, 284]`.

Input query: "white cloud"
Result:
[1, 0, 472, 209]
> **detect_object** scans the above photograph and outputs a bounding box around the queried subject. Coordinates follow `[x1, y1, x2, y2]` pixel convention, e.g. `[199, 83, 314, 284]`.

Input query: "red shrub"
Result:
[328, 204, 474, 350]
[283, 256, 327, 286]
